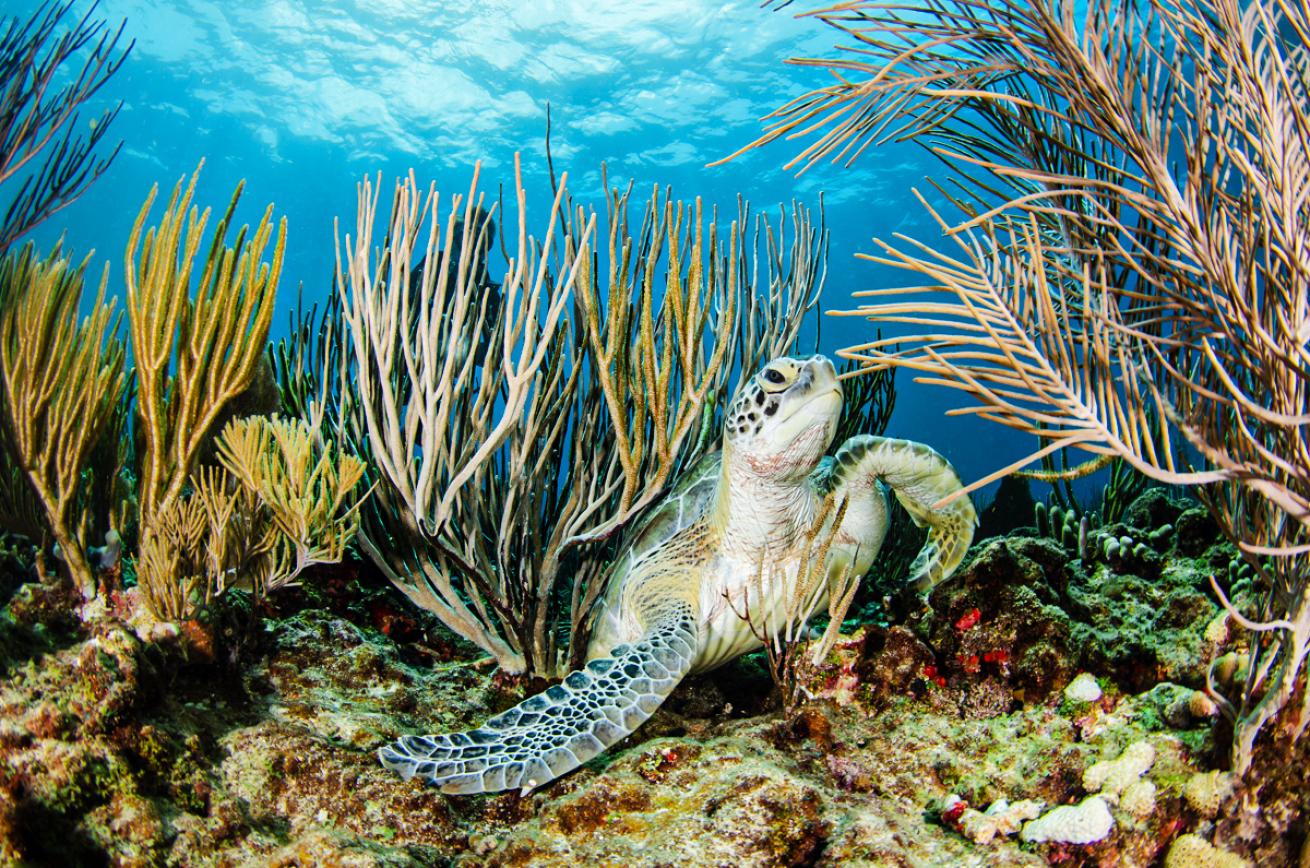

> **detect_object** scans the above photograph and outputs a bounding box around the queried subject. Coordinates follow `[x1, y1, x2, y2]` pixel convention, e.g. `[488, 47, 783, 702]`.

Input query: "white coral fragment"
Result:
[958, 798, 1044, 845]
[1184, 770, 1235, 817]
[1064, 672, 1103, 703]
[1083, 740, 1155, 796]
[1020, 795, 1114, 844]
[1120, 779, 1157, 819]
[1164, 833, 1250, 868]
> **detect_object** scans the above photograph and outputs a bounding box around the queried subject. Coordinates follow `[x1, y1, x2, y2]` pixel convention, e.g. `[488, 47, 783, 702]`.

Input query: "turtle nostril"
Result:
[807, 355, 836, 379]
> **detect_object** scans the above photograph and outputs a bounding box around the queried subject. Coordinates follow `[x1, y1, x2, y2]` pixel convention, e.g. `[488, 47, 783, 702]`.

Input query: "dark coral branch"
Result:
[0, 1, 131, 251]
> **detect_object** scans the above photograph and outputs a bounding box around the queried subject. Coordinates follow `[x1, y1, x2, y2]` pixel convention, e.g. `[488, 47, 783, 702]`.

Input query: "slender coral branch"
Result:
[0, 1, 131, 251]
[126, 162, 286, 530]
[0, 245, 124, 597]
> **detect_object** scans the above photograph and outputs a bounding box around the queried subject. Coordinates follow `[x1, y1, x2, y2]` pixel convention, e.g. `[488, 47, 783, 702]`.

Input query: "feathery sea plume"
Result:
[731, 0, 1310, 775]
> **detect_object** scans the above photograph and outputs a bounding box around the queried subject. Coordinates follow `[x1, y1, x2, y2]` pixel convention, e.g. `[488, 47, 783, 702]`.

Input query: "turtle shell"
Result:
[617, 451, 721, 567]
[585, 452, 721, 649]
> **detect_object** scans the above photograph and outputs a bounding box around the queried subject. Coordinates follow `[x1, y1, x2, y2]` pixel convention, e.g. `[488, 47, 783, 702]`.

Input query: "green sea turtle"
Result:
[379, 355, 976, 794]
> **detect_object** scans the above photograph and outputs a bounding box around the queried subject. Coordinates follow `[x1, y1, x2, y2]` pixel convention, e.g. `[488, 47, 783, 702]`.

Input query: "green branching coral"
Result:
[0, 245, 126, 598]
[215, 414, 366, 593]
[267, 293, 345, 428]
[126, 162, 286, 533]
[833, 356, 894, 446]
[1100, 459, 1151, 526]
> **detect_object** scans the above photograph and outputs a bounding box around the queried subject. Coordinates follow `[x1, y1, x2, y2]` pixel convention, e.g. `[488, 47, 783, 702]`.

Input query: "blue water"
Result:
[10, 0, 1038, 500]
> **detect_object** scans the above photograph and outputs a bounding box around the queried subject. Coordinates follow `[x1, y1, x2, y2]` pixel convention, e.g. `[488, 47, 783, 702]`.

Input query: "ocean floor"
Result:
[0, 492, 1305, 866]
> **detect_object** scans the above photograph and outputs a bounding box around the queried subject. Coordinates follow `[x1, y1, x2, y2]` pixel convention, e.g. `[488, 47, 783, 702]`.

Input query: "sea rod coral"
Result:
[0, 149, 366, 628]
[337, 157, 831, 678]
[0, 1, 130, 252]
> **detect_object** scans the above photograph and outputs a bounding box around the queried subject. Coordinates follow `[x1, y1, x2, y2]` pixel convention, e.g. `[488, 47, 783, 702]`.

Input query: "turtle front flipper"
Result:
[379, 601, 698, 795]
[831, 434, 977, 593]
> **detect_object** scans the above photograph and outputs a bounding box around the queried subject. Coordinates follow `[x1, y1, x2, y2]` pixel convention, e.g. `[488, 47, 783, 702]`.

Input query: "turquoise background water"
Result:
[9, 0, 1038, 500]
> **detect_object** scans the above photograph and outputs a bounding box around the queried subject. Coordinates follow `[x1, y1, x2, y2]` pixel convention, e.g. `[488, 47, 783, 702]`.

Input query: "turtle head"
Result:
[724, 355, 842, 480]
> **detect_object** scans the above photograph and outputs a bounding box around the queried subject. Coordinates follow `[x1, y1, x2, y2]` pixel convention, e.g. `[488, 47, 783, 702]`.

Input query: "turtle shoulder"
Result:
[587, 452, 722, 656]
[621, 451, 721, 562]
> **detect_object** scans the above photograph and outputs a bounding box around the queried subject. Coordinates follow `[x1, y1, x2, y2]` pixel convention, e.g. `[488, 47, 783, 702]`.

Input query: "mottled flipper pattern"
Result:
[378, 602, 698, 795]
[830, 434, 977, 592]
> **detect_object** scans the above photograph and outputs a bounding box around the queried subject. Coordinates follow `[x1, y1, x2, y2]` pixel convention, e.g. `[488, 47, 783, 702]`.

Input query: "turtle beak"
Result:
[783, 355, 841, 441]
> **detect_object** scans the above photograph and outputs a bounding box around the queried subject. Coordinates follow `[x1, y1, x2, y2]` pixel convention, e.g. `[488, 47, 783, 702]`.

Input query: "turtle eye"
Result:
[763, 368, 786, 385]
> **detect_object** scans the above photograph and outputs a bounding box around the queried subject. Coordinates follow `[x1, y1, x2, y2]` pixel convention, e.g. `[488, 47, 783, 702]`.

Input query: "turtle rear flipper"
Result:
[831, 434, 977, 593]
[379, 602, 698, 795]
